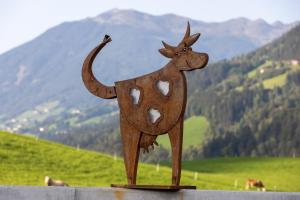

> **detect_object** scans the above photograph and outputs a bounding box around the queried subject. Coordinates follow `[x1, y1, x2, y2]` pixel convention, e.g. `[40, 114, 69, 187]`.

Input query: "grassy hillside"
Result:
[236, 60, 299, 92]
[181, 158, 300, 192]
[1, 131, 300, 192]
[157, 116, 209, 150]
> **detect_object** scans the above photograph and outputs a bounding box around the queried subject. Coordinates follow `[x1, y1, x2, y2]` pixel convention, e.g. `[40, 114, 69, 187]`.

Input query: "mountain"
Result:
[185, 24, 300, 157]
[246, 23, 300, 61]
[0, 9, 296, 123]
[1, 130, 300, 191]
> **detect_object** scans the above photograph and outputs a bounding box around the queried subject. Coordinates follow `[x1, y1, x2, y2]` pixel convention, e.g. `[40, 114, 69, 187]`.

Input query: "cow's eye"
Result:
[183, 47, 187, 52]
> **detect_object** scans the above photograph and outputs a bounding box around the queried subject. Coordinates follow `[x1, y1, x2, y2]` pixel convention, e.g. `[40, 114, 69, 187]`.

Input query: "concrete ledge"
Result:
[0, 186, 299, 200]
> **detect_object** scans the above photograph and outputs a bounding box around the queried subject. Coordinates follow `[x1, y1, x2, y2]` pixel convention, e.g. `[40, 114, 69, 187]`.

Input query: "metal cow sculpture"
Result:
[82, 22, 208, 189]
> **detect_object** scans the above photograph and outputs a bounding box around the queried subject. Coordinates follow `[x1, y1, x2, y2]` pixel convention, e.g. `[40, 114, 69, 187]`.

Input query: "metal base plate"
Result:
[111, 184, 196, 191]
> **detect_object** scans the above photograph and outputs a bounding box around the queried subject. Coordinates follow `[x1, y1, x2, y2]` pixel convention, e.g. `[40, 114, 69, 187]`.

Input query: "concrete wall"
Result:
[0, 186, 300, 200]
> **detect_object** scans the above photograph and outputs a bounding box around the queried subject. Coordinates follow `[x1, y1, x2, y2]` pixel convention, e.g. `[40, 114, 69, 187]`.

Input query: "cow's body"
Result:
[45, 176, 68, 187]
[245, 179, 266, 191]
[115, 62, 186, 135]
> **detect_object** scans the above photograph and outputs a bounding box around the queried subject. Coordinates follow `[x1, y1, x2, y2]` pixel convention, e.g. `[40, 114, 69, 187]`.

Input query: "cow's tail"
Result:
[82, 35, 117, 99]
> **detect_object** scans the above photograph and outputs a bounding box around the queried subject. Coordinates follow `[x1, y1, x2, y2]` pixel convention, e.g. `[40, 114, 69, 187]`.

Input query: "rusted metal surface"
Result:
[82, 35, 116, 99]
[110, 184, 196, 191]
[82, 22, 209, 188]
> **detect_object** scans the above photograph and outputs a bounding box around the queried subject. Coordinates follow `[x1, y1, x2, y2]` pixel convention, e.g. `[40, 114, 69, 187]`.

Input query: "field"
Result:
[179, 158, 300, 192]
[157, 116, 209, 149]
[247, 60, 273, 78]
[263, 73, 287, 89]
[0, 131, 300, 192]
[236, 60, 300, 92]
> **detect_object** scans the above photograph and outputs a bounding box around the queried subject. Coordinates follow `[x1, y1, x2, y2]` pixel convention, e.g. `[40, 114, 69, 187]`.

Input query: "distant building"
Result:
[71, 109, 81, 114]
[291, 59, 299, 66]
[260, 69, 265, 74]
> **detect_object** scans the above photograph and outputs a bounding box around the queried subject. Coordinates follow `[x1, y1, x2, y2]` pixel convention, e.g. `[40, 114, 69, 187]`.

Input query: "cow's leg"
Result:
[168, 117, 184, 185]
[120, 115, 141, 185]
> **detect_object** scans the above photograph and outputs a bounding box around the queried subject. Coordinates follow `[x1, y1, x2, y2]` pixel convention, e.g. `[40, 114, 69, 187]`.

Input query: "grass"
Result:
[247, 60, 273, 78]
[238, 60, 300, 91]
[157, 116, 209, 150]
[16, 101, 63, 122]
[1, 131, 300, 192]
[237, 72, 288, 91]
[290, 63, 300, 71]
[263, 73, 287, 89]
[80, 116, 104, 125]
[64, 117, 78, 127]
[247, 70, 257, 79]
[80, 111, 119, 126]
[235, 86, 244, 92]
[0, 130, 168, 186]
[180, 158, 300, 192]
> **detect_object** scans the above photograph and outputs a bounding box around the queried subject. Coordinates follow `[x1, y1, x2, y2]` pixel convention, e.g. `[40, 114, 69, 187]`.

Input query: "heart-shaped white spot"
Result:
[130, 88, 140, 105]
[148, 108, 161, 123]
[157, 80, 170, 96]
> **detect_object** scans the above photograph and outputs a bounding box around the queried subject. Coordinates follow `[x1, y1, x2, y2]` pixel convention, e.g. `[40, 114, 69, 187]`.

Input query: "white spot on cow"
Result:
[130, 88, 140, 105]
[149, 108, 161, 123]
[157, 80, 169, 96]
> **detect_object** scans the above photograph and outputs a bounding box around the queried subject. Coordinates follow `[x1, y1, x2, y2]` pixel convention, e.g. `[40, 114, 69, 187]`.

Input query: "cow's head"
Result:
[159, 22, 208, 71]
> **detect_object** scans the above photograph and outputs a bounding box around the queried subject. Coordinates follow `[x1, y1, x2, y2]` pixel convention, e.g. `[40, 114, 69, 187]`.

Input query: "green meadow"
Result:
[0, 131, 299, 192]
[157, 116, 209, 149]
[262, 73, 287, 89]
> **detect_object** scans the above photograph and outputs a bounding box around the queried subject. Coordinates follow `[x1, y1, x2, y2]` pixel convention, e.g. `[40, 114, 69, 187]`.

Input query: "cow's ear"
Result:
[159, 48, 175, 58]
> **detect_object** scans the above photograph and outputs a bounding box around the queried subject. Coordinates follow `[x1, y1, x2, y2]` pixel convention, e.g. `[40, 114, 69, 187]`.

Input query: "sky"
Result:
[0, 0, 299, 54]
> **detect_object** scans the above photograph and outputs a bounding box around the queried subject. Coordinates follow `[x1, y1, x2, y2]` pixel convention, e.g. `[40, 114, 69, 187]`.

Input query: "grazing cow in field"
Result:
[245, 179, 266, 191]
[44, 176, 69, 187]
[82, 22, 208, 186]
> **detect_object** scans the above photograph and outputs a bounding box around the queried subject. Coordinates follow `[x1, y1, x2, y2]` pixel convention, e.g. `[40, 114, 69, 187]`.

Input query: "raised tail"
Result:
[82, 35, 117, 99]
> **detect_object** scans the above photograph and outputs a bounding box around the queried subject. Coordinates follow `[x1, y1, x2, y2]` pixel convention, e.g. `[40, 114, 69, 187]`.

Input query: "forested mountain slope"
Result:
[186, 25, 300, 157]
